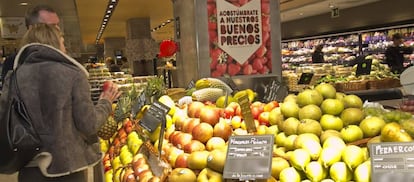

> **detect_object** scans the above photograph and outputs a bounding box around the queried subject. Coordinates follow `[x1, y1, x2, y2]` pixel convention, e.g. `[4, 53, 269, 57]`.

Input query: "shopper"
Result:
[385, 33, 413, 74]
[9, 24, 121, 182]
[0, 4, 60, 90]
[312, 44, 325, 63]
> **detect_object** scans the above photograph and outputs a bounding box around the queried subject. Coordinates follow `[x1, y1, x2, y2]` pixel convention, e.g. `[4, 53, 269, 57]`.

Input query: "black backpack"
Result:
[0, 69, 42, 174]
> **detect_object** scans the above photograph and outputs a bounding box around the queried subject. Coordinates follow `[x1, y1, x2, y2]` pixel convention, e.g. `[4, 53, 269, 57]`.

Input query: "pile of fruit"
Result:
[99, 77, 414, 182]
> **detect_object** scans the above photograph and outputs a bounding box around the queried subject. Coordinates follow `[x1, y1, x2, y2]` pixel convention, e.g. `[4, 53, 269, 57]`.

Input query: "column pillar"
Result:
[125, 17, 158, 76]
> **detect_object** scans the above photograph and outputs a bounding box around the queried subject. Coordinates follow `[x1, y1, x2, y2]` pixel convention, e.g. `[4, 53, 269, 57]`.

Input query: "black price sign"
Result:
[186, 79, 195, 90]
[138, 101, 170, 133]
[237, 94, 256, 133]
[219, 76, 238, 93]
[369, 142, 414, 181]
[298, 73, 314, 84]
[131, 92, 147, 118]
[356, 59, 372, 76]
[223, 135, 274, 180]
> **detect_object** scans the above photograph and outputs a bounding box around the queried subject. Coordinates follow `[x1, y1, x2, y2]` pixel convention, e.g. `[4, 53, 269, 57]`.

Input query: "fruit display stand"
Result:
[99, 76, 414, 182]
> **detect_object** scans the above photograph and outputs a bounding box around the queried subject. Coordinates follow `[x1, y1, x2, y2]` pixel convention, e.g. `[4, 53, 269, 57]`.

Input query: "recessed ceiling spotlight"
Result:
[19, 2, 28, 6]
[109, 5, 114, 9]
[299, 12, 304, 16]
[329, 3, 335, 9]
[111, 0, 116, 2]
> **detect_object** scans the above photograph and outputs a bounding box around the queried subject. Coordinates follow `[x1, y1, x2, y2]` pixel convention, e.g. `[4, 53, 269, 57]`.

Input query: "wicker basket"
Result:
[335, 81, 368, 92]
[368, 78, 402, 89]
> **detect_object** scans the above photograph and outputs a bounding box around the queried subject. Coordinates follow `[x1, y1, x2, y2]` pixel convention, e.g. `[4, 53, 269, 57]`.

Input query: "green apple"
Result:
[207, 149, 227, 173]
[197, 168, 223, 182]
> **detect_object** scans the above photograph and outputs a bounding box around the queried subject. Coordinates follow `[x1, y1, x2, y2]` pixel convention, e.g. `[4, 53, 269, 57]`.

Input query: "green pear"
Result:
[290, 149, 311, 171]
[294, 133, 320, 149]
[279, 167, 301, 182]
[361, 147, 369, 161]
[330, 162, 352, 182]
[300, 139, 322, 160]
[282, 117, 300, 136]
[318, 147, 343, 168]
[320, 130, 342, 144]
[305, 161, 327, 182]
[285, 134, 298, 151]
[322, 136, 346, 150]
[275, 132, 288, 147]
[342, 145, 365, 169]
[354, 159, 371, 182]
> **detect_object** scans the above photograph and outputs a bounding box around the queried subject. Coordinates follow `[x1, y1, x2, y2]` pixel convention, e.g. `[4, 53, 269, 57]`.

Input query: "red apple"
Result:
[199, 107, 220, 126]
[188, 101, 205, 118]
[169, 131, 181, 145]
[175, 117, 191, 131]
[183, 118, 200, 133]
[122, 167, 135, 182]
[223, 106, 235, 119]
[137, 169, 153, 182]
[258, 111, 270, 126]
[251, 106, 264, 119]
[213, 120, 233, 141]
[133, 163, 150, 177]
[102, 80, 112, 92]
[264, 101, 279, 112]
[192, 123, 214, 143]
[175, 153, 190, 168]
[184, 140, 206, 153]
[175, 132, 193, 149]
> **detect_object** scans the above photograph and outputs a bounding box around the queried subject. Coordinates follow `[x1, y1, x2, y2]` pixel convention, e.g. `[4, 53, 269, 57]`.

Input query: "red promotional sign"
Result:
[208, 0, 271, 77]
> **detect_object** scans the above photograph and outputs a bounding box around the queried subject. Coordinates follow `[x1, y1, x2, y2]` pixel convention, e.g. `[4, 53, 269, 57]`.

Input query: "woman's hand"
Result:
[99, 81, 122, 103]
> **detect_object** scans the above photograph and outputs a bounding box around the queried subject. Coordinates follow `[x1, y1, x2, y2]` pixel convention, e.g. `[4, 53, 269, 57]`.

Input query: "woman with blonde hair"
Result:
[4, 23, 121, 181]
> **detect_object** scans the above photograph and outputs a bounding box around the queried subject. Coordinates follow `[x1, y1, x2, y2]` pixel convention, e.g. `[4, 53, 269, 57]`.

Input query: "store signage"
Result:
[237, 93, 256, 133]
[138, 101, 170, 133]
[298, 73, 314, 85]
[369, 142, 414, 182]
[223, 135, 273, 180]
[0, 17, 26, 39]
[331, 8, 340, 18]
[356, 59, 372, 76]
[208, 0, 272, 77]
[216, 0, 262, 64]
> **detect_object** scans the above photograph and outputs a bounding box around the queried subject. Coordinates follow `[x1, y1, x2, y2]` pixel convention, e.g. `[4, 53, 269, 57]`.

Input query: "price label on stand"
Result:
[237, 94, 256, 133]
[369, 142, 414, 182]
[219, 76, 239, 93]
[131, 92, 147, 118]
[298, 73, 314, 85]
[138, 101, 170, 133]
[356, 59, 372, 76]
[223, 135, 274, 181]
[186, 79, 195, 90]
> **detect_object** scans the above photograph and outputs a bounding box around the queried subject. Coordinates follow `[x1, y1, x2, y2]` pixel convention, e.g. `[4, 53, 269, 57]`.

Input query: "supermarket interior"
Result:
[1, 0, 414, 181]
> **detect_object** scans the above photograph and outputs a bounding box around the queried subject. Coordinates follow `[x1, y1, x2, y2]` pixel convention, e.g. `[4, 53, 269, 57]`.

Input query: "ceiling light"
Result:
[104, 18, 108, 22]
[111, 0, 116, 2]
[109, 5, 114, 9]
[105, 15, 110, 18]
[299, 12, 304, 16]
[19, 2, 28, 6]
